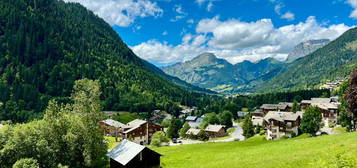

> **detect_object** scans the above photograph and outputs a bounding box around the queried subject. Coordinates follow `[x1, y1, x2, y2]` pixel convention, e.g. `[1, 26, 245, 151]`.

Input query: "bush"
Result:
[317, 153, 357, 168]
[150, 131, 169, 147]
[197, 130, 209, 141]
[329, 122, 337, 128]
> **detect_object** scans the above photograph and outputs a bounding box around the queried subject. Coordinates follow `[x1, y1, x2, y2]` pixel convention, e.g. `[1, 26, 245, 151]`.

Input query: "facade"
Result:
[260, 104, 289, 114]
[205, 125, 226, 137]
[107, 140, 161, 168]
[264, 111, 303, 140]
[100, 119, 125, 136]
[122, 119, 164, 145]
[301, 97, 340, 124]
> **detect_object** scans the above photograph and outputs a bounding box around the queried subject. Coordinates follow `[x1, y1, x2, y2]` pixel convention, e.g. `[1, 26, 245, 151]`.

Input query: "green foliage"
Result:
[0, 0, 205, 123]
[196, 130, 209, 141]
[242, 114, 255, 138]
[301, 106, 322, 136]
[218, 111, 233, 127]
[12, 158, 39, 168]
[345, 69, 357, 130]
[179, 122, 190, 138]
[338, 101, 352, 131]
[150, 131, 169, 147]
[204, 112, 220, 125]
[292, 100, 301, 113]
[167, 118, 182, 139]
[0, 79, 107, 167]
[161, 119, 171, 127]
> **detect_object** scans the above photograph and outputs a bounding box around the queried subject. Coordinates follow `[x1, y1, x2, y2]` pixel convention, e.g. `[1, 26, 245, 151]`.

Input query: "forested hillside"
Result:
[0, 0, 205, 122]
[257, 27, 357, 92]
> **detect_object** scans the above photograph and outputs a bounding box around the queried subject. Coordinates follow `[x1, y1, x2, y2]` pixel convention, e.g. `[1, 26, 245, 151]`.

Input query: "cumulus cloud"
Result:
[63, 0, 163, 27]
[281, 12, 295, 21]
[132, 16, 353, 64]
[347, 0, 357, 18]
[170, 4, 187, 22]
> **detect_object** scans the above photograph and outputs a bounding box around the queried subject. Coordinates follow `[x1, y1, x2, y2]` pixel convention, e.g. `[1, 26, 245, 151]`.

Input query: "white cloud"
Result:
[132, 16, 354, 64]
[281, 12, 295, 21]
[347, 0, 357, 18]
[63, 0, 163, 27]
[170, 4, 187, 22]
[195, 0, 218, 11]
[162, 31, 168, 36]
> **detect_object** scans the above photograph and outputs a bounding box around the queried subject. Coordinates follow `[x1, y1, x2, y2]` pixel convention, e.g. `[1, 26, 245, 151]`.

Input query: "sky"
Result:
[64, 0, 357, 66]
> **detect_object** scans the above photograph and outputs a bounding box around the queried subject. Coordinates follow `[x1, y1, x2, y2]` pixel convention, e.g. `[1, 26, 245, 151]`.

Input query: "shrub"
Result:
[13, 158, 39, 168]
[329, 122, 336, 128]
[197, 130, 209, 141]
[150, 131, 169, 147]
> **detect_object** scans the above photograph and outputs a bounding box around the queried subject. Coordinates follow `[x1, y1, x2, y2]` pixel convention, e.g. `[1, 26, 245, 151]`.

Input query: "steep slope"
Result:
[257, 27, 357, 92]
[0, 0, 205, 122]
[162, 53, 285, 93]
[286, 39, 330, 62]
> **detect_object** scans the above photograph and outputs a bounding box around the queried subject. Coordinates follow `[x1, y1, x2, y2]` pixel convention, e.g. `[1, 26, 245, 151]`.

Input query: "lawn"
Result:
[153, 132, 357, 168]
[105, 136, 121, 150]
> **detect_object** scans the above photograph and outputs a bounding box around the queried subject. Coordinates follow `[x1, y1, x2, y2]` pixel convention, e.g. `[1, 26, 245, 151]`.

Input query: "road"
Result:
[212, 121, 245, 142]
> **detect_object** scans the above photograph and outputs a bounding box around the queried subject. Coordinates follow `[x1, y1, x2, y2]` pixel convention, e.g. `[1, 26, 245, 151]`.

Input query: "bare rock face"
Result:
[286, 39, 330, 62]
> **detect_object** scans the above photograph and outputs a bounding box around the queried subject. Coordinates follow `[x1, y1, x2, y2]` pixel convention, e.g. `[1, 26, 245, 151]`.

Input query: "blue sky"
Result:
[65, 0, 357, 65]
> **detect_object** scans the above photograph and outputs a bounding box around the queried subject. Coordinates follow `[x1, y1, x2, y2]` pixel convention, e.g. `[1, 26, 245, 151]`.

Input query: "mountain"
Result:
[286, 39, 330, 62]
[257, 28, 357, 92]
[161, 53, 285, 93]
[0, 0, 207, 122]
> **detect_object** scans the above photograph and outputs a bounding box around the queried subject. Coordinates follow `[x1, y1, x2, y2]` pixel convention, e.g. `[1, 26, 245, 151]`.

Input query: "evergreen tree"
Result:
[179, 122, 190, 138]
[167, 118, 182, 139]
[242, 114, 255, 138]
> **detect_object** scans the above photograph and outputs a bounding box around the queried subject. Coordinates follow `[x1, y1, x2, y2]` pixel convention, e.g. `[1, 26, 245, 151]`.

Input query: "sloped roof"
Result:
[186, 116, 197, 121]
[186, 128, 202, 135]
[107, 140, 145, 166]
[260, 104, 288, 110]
[205, 125, 224, 132]
[311, 98, 332, 104]
[101, 119, 125, 128]
[127, 119, 147, 127]
[264, 111, 301, 122]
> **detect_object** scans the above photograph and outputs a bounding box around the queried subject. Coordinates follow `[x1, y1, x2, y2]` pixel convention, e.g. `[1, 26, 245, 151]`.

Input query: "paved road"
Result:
[212, 121, 245, 142]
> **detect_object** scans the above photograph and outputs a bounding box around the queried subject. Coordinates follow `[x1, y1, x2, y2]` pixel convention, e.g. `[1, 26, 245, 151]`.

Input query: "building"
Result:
[122, 119, 164, 145]
[185, 116, 198, 122]
[205, 125, 226, 138]
[107, 140, 161, 168]
[187, 117, 204, 128]
[186, 128, 204, 136]
[260, 104, 290, 114]
[237, 111, 249, 118]
[264, 111, 303, 140]
[100, 119, 125, 136]
[301, 97, 340, 124]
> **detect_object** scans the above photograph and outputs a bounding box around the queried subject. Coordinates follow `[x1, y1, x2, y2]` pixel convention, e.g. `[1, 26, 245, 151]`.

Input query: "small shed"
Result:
[107, 140, 161, 168]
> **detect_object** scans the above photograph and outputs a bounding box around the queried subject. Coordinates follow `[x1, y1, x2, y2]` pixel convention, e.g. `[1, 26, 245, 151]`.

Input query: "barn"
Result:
[107, 140, 161, 168]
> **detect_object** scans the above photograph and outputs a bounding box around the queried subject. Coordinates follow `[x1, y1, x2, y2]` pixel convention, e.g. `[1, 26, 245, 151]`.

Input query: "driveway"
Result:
[212, 121, 245, 142]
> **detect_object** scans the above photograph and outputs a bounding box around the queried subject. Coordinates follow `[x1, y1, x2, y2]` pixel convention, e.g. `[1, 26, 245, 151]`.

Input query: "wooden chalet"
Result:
[264, 111, 303, 140]
[100, 119, 125, 137]
[122, 119, 164, 145]
[107, 140, 161, 168]
[205, 125, 226, 137]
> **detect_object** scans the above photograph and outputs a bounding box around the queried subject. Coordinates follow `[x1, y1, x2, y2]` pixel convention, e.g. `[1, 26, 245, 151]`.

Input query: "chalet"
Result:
[107, 140, 161, 168]
[252, 109, 264, 117]
[188, 117, 204, 128]
[264, 111, 303, 140]
[260, 104, 289, 114]
[100, 119, 125, 136]
[237, 111, 249, 118]
[205, 125, 226, 137]
[301, 97, 340, 124]
[186, 128, 204, 136]
[122, 119, 164, 145]
[252, 116, 264, 126]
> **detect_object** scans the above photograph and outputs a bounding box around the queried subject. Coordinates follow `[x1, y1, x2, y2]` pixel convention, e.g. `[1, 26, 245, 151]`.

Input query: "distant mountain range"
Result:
[286, 39, 330, 62]
[161, 32, 357, 94]
[161, 53, 285, 93]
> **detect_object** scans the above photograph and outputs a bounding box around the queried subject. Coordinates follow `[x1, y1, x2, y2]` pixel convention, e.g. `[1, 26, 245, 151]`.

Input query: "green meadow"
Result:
[153, 133, 357, 168]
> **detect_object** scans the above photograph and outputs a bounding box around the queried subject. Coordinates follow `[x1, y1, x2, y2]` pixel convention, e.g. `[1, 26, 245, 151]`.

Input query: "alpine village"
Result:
[1, 0, 357, 168]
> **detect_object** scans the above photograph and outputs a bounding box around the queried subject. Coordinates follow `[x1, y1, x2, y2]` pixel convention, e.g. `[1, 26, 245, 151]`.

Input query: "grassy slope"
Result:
[154, 133, 357, 168]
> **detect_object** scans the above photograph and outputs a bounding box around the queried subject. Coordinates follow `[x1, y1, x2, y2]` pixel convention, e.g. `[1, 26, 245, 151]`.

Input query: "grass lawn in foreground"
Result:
[105, 136, 121, 150]
[153, 132, 357, 168]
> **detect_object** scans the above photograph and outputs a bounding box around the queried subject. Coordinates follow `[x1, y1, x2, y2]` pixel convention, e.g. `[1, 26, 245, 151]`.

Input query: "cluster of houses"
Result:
[184, 115, 227, 138]
[100, 119, 164, 145]
[251, 97, 340, 140]
[321, 77, 347, 90]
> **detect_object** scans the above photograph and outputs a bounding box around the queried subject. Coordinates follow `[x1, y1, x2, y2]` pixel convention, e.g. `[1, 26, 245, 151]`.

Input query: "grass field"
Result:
[104, 136, 121, 150]
[153, 133, 357, 168]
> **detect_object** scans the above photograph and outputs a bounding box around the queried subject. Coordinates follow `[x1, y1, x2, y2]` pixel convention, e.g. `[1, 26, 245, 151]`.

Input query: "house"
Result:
[188, 117, 204, 128]
[205, 125, 226, 137]
[107, 140, 161, 168]
[301, 97, 340, 124]
[252, 116, 264, 126]
[186, 128, 204, 136]
[252, 109, 264, 117]
[100, 119, 125, 136]
[185, 116, 198, 122]
[122, 119, 164, 145]
[260, 104, 289, 114]
[237, 111, 249, 118]
[264, 111, 303, 140]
